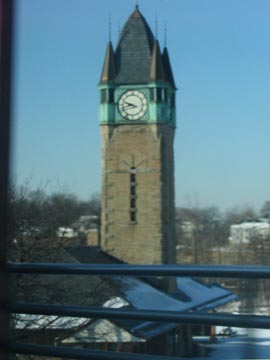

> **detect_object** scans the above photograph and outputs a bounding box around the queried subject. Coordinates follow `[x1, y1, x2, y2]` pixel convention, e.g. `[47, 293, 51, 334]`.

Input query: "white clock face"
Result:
[118, 90, 148, 120]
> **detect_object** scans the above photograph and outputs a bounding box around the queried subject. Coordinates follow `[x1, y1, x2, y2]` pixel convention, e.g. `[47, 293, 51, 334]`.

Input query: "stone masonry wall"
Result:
[100, 124, 175, 265]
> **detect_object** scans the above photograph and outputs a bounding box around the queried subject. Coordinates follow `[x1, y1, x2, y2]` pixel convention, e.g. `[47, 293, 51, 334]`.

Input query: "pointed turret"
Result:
[100, 41, 116, 83]
[114, 5, 154, 84]
[149, 40, 165, 82]
[162, 47, 176, 88]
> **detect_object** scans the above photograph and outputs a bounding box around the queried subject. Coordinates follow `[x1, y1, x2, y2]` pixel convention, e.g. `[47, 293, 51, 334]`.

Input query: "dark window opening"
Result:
[101, 89, 107, 103]
[150, 88, 155, 102]
[101, 89, 114, 103]
[130, 172, 136, 182]
[150, 88, 166, 103]
[130, 167, 137, 222]
[130, 198, 136, 208]
[108, 89, 114, 103]
[163, 88, 168, 102]
[156, 88, 162, 102]
[130, 210, 136, 222]
[130, 185, 136, 196]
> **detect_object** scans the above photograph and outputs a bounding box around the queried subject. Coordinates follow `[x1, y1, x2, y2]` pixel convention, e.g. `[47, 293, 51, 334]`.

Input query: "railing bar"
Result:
[10, 342, 184, 360]
[8, 262, 270, 278]
[11, 303, 270, 329]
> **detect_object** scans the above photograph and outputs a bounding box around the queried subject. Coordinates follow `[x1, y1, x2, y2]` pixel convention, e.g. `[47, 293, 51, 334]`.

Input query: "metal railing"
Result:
[8, 262, 270, 359]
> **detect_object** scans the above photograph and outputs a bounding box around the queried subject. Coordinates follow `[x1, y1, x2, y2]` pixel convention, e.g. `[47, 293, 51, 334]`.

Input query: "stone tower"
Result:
[99, 5, 176, 265]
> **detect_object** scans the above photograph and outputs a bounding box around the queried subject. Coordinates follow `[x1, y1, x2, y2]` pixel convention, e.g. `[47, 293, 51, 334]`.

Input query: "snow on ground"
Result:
[185, 330, 270, 360]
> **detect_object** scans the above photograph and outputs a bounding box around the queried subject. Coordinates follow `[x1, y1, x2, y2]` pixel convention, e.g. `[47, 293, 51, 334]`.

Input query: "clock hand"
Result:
[123, 102, 137, 109]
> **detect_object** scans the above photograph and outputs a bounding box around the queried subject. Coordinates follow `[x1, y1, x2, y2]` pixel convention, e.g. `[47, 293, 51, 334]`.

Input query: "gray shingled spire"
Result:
[149, 40, 165, 82]
[162, 47, 176, 88]
[114, 5, 155, 84]
[100, 41, 116, 83]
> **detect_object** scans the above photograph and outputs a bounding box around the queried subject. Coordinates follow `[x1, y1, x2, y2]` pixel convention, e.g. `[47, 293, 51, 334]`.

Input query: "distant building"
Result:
[56, 227, 78, 238]
[180, 221, 196, 241]
[229, 220, 270, 245]
[86, 228, 100, 246]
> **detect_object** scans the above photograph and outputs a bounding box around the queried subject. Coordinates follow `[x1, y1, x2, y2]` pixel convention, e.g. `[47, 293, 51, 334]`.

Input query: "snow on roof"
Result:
[14, 273, 236, 340]
[103, 296, 129, 309]
[109, 276, 237, 338]
[62, 319, 145, 344]
[176, 277, 237, 311]
[231, 222, 270, 229]
[115, 276, 236, 312]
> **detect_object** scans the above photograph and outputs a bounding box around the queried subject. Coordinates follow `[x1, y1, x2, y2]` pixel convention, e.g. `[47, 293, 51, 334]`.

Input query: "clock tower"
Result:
[99, 5, 176, 265]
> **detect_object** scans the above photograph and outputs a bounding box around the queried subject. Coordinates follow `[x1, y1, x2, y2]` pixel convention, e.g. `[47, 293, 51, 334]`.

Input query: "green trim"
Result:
[98, 83, 176, 128]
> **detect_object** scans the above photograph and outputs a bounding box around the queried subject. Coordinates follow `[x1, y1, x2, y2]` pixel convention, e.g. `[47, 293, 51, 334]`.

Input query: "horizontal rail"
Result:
[10, 342, 178, 360]
[8, 262, 270, 278]
[11, 303, 270, 329]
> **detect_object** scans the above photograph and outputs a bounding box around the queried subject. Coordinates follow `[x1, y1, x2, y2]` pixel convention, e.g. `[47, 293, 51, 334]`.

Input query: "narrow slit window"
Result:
[130, 198, 136, 208]
[156, 88, 162, 102]
[163, 88, 168, 102]
[130, 167, 137, 222]
[100, 89, 114, 103]
[150, 88, 155, 102]
[130, 210, 136, 222]
[101, 89, 107, 103]
[108, 89, 114, 103]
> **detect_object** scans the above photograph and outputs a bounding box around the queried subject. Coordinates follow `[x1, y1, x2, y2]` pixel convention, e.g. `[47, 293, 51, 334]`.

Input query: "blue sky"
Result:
[12, 0, 270, 211]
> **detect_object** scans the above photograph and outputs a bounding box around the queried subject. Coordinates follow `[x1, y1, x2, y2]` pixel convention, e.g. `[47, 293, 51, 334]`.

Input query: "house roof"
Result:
[107, 276, 237, 338]
[65, 246, 124, 264]
[14, 245, 237, 342]
[62, 319, 144, 344]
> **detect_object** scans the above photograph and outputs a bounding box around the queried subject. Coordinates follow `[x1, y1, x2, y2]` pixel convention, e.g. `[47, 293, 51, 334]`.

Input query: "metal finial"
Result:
[155, 13, 158, 39]
[135, 0, 139, 10]
[108, 14, 111, 42]
[164, 22, 167, 47]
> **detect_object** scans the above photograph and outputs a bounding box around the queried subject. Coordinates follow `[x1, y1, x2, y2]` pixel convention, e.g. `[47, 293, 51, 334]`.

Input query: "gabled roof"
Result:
[114, 5, 155, 84]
